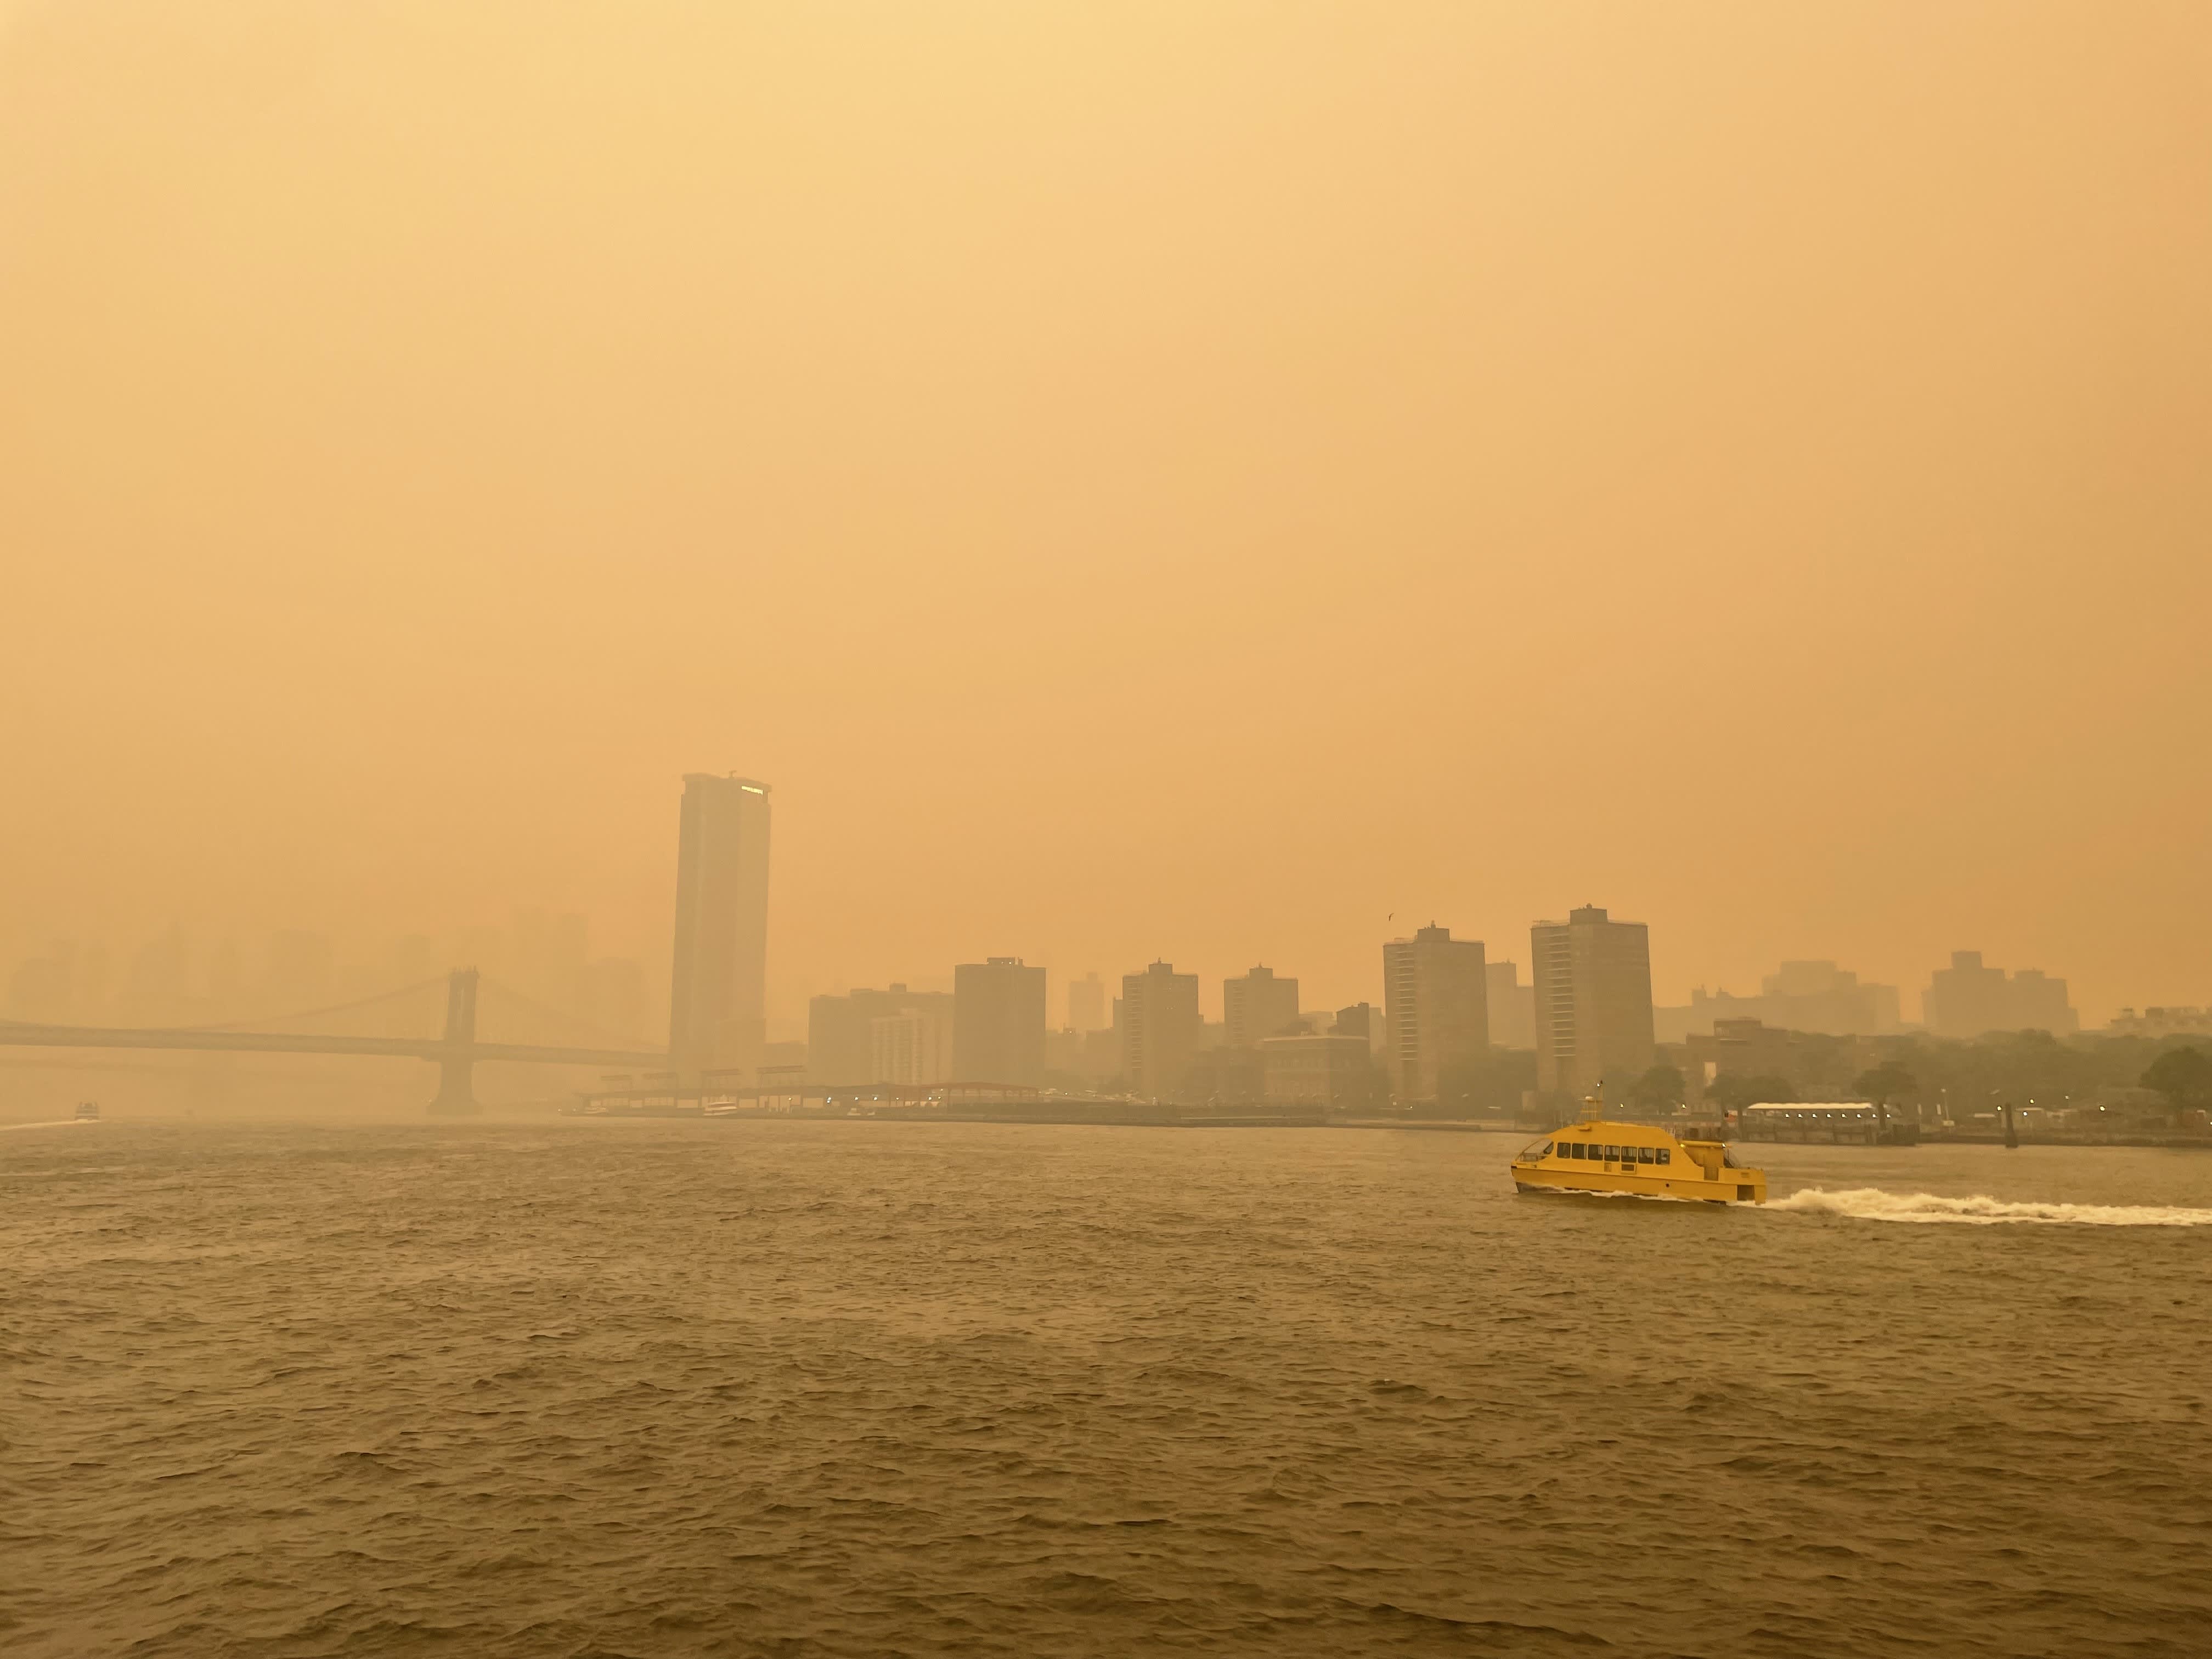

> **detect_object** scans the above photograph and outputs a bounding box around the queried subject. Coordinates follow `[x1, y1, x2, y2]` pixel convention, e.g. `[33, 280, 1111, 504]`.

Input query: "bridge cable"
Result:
[474, 977, 655, 1048]
[177, 975, 454, 1033]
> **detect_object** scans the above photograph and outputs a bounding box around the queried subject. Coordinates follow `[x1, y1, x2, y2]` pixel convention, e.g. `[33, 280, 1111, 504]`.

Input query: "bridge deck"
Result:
[0, 1023, 663, 1070]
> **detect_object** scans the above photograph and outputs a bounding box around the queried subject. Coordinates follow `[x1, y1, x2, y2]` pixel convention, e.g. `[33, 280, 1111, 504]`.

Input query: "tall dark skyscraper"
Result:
[667, 773, 771, 1079]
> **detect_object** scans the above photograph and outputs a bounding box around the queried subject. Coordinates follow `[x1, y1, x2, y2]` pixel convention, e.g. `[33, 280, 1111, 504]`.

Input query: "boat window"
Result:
[1567, 1142, 1584, 1159]
[1722, 1147, 1740, 1168]
[1637, 1146, 1655, 1164]
[1604, 1144, 1619, 1162]
[1520, 1138, 1553, 1160]
[1657, 1148, 1671, 1164]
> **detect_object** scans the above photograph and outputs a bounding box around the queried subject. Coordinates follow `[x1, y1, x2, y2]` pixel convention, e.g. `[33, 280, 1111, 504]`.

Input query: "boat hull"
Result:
[1511, 1165, 1765, 1204]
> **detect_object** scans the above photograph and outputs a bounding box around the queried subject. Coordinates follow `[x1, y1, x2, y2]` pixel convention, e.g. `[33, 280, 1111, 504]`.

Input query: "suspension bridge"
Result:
[0, 969, 666, 1114]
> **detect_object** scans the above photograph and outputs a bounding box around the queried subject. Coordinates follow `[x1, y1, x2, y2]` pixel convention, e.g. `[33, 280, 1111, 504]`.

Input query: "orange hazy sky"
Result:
[4, 2, 2209, 1028]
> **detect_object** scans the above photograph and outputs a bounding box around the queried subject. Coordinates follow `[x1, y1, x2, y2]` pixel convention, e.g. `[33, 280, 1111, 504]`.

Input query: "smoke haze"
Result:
[5, 2, 2209, 1025]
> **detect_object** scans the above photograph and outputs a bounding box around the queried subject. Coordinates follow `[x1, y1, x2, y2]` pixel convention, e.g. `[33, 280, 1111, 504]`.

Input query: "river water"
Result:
[5, 1118, 2209, 1657]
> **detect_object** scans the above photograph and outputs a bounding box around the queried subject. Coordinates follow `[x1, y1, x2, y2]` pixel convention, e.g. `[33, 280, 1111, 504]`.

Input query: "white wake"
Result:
[1769, 1187, 2212, 1227]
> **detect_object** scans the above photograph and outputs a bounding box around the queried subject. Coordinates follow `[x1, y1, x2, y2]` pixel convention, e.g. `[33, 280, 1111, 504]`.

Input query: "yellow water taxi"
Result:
[1511, 1099, 1767, 1204]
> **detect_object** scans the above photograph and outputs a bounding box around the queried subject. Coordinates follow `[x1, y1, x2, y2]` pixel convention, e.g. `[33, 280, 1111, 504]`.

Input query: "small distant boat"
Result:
[73, 1101, 100, 1121]
[1511, 1096, 1767, 1204]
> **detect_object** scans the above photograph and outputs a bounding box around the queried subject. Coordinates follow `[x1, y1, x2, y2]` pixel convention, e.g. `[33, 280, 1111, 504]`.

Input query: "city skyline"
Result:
[0, 760, 2149, 1042]
[4, 898, 2106, 1051]
[1, 853, 2181, 1036]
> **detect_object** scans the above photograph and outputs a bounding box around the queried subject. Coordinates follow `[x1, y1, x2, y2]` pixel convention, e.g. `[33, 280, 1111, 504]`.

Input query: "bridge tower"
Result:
[428, 968, 481, 1116]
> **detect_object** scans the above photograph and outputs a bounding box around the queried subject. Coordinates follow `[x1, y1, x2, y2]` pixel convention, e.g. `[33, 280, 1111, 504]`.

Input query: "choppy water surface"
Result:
[5, 1120, 2209, 1657]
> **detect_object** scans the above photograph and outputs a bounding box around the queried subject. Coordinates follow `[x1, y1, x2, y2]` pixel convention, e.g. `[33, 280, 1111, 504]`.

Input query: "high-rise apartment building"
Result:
[1068, 971, 1108, 1033]
[667, 774, 771, 1079]
[1922, 951, 2078, 1037]
[953, 957, 1047, 1085]
[1122, 961, 1202, 1102]
[872, 1006, 947, 1085]
[808, 984, 951, 1083]
[1485, 960, 1536, 1049]
[1223, 965, 1301, 1049]
[2108, 1006, 2212, 1037]
[1531, 905, 1655, 1101]
[1381, 925, 1488, 1103]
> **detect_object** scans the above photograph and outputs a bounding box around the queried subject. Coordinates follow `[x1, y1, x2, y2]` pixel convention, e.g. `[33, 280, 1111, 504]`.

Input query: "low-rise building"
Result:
[1185, 1045, 1266, 1104]
[1663, 1018, 1879, 1104]
[1043, 1025, 1087, 1080]
[1081, 1025, 1121, 1083]
[1737, 1102, 1884, 1144]
[1262, 1034, 1376, 1110]
[2108, 1007, 2212, 1037]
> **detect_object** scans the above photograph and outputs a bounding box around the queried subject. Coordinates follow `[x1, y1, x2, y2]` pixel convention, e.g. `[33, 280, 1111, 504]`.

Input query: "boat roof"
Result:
[1549, 1119, 1680, 1137]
